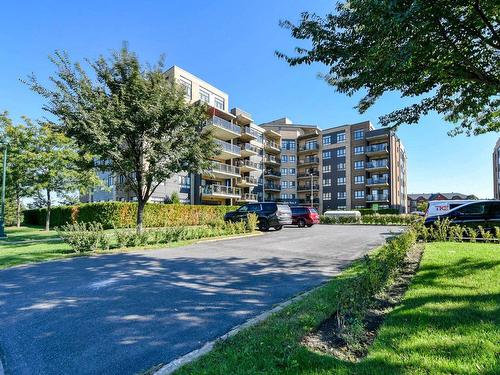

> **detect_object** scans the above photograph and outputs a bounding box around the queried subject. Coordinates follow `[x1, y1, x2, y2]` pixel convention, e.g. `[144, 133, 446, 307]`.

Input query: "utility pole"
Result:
[0, 146, 7, 238]
[261, 144, 265, 202]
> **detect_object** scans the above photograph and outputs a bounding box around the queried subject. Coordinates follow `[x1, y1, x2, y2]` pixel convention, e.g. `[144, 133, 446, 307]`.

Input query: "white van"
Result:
[426, 200, 474, 217]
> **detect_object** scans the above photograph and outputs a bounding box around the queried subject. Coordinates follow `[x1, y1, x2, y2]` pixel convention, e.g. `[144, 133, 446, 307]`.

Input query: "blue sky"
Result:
[1, 0, 498, 198]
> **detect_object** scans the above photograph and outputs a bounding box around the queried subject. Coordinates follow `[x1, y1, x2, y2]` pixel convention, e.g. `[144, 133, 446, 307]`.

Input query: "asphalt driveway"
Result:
[0, 225, 400, 375]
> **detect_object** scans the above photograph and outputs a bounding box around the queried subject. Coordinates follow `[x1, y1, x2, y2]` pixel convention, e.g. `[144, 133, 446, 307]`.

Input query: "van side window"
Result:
[456, 203, 487, 215]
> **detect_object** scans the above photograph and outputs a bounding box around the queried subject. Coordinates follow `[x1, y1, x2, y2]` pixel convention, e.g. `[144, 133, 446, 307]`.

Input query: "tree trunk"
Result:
[45, 190, 51, 232]
[136, 198, 145, 234]
[16, 194, 21, 228]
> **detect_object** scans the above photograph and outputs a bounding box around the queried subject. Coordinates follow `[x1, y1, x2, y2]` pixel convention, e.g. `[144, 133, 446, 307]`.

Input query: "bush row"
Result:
[356, 208, 401, 216]
[412, 218, 500, 243]
[56, 214, 258, 253]
[335, 230, 417, 348]
[24, 202, 238, 229]
[320, 214, 419, 226]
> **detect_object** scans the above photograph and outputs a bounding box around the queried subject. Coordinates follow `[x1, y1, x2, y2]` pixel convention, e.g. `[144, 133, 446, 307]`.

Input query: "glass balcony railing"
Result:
[367, 177, 389, 185]
[207, 116, 241, 134]
[264, 183, 281, 190]
[265, 156, 280, 164]
[298, 157, 320, 165]
[239, 193, 258, 201]
[366, 144, 388, 153]
[264, 170, 281, 177]
[240, 143, 259, 154]
[366, 160, 389, 169]
[215, 139, 241, 155]
[298, 184, 320, 191]
[367, 194, 389, 201]
[297, 171, 319, 178]
[237, 176, 258, 185]
[202, 185, 241, 196]
[235, 159, 261, 169]
[243, 127, 261, 139]
[208, 162, 240, 175]
[264, 140, 280, 149]
[298, 144, 319, 152]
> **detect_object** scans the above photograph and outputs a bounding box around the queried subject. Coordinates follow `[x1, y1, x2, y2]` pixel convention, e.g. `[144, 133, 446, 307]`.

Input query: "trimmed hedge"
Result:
[320, 214, 419, 226]
[356, 208, 401, 216]
[23, 202, 238, 229]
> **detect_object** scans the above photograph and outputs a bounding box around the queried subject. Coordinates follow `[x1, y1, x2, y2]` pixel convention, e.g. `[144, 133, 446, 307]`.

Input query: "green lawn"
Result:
[174, 242, 500, 375]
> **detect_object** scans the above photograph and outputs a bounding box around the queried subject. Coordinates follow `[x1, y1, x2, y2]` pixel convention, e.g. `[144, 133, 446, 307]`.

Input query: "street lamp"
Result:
[309, 168, 314, 207]
[0, 145, 7, 238]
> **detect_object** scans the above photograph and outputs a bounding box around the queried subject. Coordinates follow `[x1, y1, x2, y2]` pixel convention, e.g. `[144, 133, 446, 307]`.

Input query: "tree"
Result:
[277, 0, 500, 136]
[26, 45, 218, 232]
[33, 124, 98, 230]
[0, 113, 37, 227]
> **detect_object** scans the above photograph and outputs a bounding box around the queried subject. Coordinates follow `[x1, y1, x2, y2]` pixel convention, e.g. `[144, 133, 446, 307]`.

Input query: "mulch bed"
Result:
[302, 244, 425, 362]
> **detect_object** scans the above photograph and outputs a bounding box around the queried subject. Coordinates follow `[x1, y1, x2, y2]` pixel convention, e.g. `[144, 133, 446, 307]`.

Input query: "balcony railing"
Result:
[297, 184, 320, 191]
[367, 194, 389, 202]
[367, 177, 389, 185]
[297, 171, 319, 178]
[243, 127, 261, 139]
[240, 143, 259, 154]
[207, 162, 240, 175]
[202, 185, 241, 197]
[265, 156, 280, 164]
[298, 157, 320, 165]
[235, 159, 261, 169]
[366, 144, 388, 153]
[298, 144, 319, 152]
[366, 160, 389, 169]
[264, 140, 280, 150]
[239, 193, 258, 202]
[264, 183, 281, 191]
[207, 116, 241, 134]
[298, 198, 320, 204]
[237, 176, 258, 185]
[215, 139, 241, 155]
[264, 170, 281, 177]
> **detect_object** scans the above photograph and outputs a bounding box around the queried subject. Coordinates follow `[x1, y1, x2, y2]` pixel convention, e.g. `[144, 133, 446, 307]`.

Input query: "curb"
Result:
[153, 283, 324, 375]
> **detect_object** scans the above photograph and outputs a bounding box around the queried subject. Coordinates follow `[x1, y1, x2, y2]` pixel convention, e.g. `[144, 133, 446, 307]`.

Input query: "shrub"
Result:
[320, 214, 419, 226]
[246, 213, 258, 232]
[478, 226, 494, 243]
[495, 226, 500, 240]
[56, 222, 105, 253]
[465, 227, 477, 242]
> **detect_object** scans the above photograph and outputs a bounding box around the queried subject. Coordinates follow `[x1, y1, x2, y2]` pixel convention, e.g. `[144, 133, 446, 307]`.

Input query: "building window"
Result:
[214, 96, 224, 110]
[107, 176, 113, 187]
[179, 77, 192, 99]
[180, 175, 191, 188]
[281, 155, 288, 163]
[289, 181, 296, 188]
[289, 168, 296, 175]
[337, 205, 347, 210]
[337, 177, 346, 185]
[323, 178, 331, 187]
[119, 175, 125, 184]
[289, 155, 296, 163]
[199, 88, 210, 103]
[337, 162, 346, 171]
[281, 168, 287, 175]
[354, 161, 365, 170]
[323, 135, 331, 145]
[354, 190, 365, 199]
[337, 192, 347, 199]
[354, 130, 364, 140]
[323, 192, 331, 200]
[354, 146, 364, 155]
[354, 175, 365, 184]
[323, 151, 332, 159]
[281, 181, 288, 188]
[337, 132, 346, 143]
[337, 148, 346, 157]
[280, 193, 287, 200]
[323, 165, 331, 173]
[282, 139, 296, 150]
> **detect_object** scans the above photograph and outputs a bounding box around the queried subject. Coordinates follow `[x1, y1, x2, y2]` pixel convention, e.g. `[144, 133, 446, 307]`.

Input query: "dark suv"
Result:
[424, 200, 500, 230]
[224, 202, 292, 231]
[291, 206, 320, 227]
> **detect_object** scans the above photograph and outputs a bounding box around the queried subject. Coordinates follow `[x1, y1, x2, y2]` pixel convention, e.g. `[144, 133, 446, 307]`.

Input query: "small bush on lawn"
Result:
[56, 222, 107, 253]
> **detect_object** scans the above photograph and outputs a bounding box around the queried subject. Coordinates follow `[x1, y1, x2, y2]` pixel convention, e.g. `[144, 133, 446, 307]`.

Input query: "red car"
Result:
[291, 206, 320, 227]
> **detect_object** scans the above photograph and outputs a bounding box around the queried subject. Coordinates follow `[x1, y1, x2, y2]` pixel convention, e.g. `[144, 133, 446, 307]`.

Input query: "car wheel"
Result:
[298, 219, 306, 228]
[306, 224, 313, 227]
[259, 219, 270, 232]
[274, 225, 283, 231]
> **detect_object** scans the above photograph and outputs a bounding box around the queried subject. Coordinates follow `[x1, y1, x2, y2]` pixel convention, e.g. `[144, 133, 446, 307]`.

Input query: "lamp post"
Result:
[261, 147, 265, 203]
[0, 145, 7, 238]
[309, 168, 314, 207]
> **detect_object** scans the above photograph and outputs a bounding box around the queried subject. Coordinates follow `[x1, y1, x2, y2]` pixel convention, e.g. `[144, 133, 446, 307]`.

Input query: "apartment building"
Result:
[261, 119, 407, 213]
[82, 66, 280, 205]
[493, 138, 500, 199]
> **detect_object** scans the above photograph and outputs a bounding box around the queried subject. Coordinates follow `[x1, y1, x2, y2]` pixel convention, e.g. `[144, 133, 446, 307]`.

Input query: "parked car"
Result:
[424, 200, 500, 230]
[426, 199, 475, 217]
[224, 202, 292, 231]
[291, 206, 320, 227]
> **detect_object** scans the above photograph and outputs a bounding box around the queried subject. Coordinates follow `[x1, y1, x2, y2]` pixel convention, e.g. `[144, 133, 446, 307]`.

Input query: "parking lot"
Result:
[0, 225, 400, 375]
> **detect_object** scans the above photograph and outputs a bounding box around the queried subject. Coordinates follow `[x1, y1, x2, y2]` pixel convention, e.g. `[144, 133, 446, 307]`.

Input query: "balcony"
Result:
[265, 129, 281, 141]
[215, 139, 241, 160]
[366, 160, 389, 171]
[297, 184, 320, 192]
[240, 126, 262, 142]
[235, 159, 260, 172]
[366, 128, 390, 141]
[367, 194, 389, 202]
[297, 144, 319, 154]
[239, 143, 259, 157]
[202, 185, 241, 200]
[366, 177, 389, 187]
[203, 161, 240, 179]
[264, 183, 281, 192]
[205, 116, 241, 141]
[366, 143, 388, 156]
[236, 176, 258, 188]
[298, 198, 320, 204]
[231, 108, 253, 125]
[264, 170, 281, 179]
[264, 155, 280, 166]
[264, 140, 280, 154]
[297, 170, 319, 179]
[298, 157, 320, 166]
[238, 193, 258, 203]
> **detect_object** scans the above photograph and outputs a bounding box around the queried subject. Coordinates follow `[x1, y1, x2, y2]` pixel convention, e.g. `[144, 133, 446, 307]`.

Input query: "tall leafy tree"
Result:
[277, 0, 500, 135]
[26, 45, 218, 232]
[0, 113, 37, 227]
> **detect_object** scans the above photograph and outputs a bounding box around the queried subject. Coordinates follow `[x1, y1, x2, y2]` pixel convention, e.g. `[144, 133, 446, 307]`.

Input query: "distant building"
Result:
[493, 138, 500, 199]
[407, 192, 478, 213]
